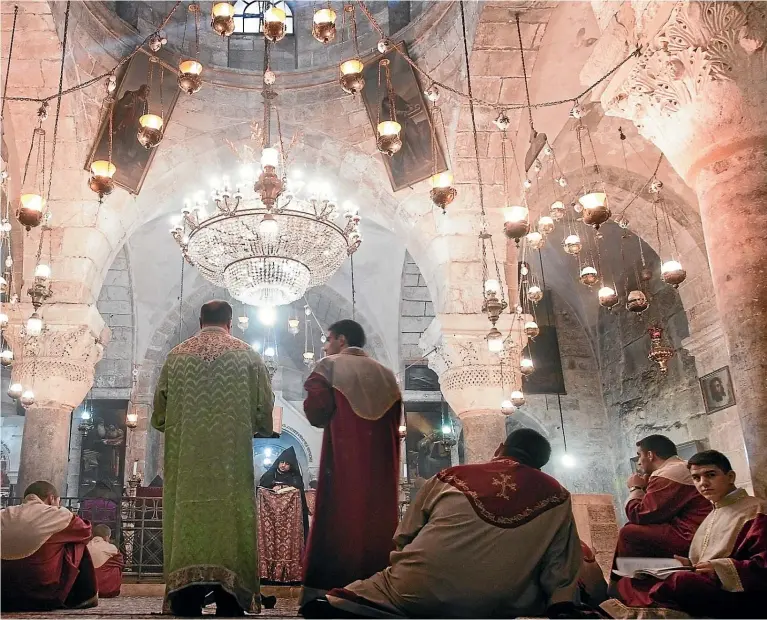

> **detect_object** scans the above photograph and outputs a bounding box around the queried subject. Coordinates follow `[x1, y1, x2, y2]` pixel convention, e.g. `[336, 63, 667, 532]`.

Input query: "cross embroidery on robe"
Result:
[492, 474, 518, 499]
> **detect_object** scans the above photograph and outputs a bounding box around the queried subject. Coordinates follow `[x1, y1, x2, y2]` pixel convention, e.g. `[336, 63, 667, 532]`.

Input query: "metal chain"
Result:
[515, 13, 534, 132]
[1, 5, 19, 119]
[618, 153, 663, 218]
[356, 0, 639, 111]
[350, 252, 356, 320]
[45, 0, 70, 205]
[178, 254, 185, 345]
[2, 1, 182, 104]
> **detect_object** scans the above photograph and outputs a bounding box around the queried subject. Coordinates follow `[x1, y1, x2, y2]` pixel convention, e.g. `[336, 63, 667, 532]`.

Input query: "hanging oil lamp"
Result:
[503, 206, 530, 245]
[376, 59, 402, 156]
[312, 4, 337, 43]
[178, 4, 204, 95]
[520, 357, 534, 376]
[339, 5, 364, 94]
[137, 58, 165, 148]
[211, 2, 236, 36]
[579, 191, 611, 230]
[597, 286, 618, 309]
[563, 233, 582, 256]
[527, 285, 543, 304]
[626, 290, 649, 313]
[648, 325, 674, 374]
[89, 82, 118, 201]
[661, 260, 687, 288]
[550, 200, 566, 222]
[263, 4, 287, 42]
[430, 172, 457, 212]
[579, 265, 598, 286]
[18, 107, 49, 231]
[524, 320, 539, 338]
[537, 215, 555, 235]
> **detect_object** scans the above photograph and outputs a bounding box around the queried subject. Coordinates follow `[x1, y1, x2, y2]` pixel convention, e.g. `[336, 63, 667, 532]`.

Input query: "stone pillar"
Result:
[602, 1, 767, 495]
[421, 313, 525, 464]
[8, 304, 105, 496]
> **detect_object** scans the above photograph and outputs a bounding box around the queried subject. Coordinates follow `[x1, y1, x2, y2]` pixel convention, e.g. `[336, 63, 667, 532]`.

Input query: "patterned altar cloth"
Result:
[257, 487, 305, 584]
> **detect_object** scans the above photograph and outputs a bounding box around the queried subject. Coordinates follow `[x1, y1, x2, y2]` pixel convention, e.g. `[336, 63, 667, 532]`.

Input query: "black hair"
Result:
[200, 300, 233, 326]
[327, 319, 366, 348]
[93, 524, 112, 540]
[502, 428, 552, 469]
[687, 450, 733, 473]
[24, 480, 59, 499]
[636, 434, 678, 459]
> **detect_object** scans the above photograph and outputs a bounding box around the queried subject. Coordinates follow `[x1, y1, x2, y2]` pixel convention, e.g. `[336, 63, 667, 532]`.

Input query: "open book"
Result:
[614, 557, 694, 580]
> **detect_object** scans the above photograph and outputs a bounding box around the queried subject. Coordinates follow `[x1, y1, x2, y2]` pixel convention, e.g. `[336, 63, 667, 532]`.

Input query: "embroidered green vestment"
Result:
[152, 326, 274, 613]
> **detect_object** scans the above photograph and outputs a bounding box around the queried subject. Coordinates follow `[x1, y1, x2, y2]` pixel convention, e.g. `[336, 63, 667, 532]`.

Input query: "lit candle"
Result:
[132, 460, 138, 476]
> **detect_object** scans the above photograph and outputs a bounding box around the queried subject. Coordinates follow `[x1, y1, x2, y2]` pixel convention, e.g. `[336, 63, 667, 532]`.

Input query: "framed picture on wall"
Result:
[361, 42, 447, 192]
[700, 366, 736, 414]
[85, 48, 181, 195]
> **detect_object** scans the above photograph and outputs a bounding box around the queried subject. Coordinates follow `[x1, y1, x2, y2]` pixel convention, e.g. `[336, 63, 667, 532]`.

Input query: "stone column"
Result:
[8, 304, 105, 496]
[421, 313, 525, 464]
[602, 2, 767, 495]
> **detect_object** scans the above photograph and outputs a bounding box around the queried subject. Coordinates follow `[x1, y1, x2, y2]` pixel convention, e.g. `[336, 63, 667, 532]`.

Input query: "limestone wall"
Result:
[93, 247, 135, 399]
[400, 253, 435, 365]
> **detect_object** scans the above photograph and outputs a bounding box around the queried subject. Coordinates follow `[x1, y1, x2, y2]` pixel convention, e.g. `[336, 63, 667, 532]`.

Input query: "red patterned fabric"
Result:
[302, 374, 400, 596]
[95, 553, 124, 598]
[1, 516, 97, 611]
[437, 457, 570, 528]
[305, 490, 317, 516]
[257, 487, 305, 584]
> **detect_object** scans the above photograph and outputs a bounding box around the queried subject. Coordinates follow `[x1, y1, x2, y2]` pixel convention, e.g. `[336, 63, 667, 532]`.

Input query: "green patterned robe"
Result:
[152, 326, 274, 613]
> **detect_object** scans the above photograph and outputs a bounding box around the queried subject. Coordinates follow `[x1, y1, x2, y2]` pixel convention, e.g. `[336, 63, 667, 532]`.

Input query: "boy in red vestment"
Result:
[603, 450, 767, 619]
[87, 524, 124, 598]
[1, 480, 98, 611]
[299, 319, 401, 610]
[616, 435, 711, 560]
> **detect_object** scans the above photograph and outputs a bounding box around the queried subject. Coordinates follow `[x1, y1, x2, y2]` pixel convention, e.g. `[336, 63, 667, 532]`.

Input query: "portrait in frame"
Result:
[700, 366, 736, 414]
[85, 49, 180, 195]
[361, 42, 447, 192]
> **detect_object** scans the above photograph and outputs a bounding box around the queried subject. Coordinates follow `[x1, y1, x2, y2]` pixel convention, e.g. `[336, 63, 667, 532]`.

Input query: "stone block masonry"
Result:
[400, 253, 436, 363]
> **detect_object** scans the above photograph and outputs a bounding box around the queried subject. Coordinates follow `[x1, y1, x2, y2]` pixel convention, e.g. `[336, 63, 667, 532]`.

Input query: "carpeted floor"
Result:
[3, 595, 299, 619]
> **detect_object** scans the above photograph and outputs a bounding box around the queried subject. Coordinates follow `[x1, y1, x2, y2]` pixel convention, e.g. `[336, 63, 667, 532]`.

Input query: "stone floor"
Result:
[4, 596, 299, 619]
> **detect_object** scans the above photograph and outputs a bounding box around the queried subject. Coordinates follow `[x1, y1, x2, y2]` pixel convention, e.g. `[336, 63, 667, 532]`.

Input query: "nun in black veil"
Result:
[258, 447, 310, 541]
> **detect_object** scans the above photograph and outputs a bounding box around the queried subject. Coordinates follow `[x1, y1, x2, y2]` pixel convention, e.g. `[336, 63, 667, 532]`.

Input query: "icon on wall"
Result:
[700, 366, 736, 414]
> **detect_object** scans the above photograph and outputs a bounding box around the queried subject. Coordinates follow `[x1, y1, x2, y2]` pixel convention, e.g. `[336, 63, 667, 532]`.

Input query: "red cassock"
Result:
[95, 553, 125, 598]
[300, 347, 401, 604]
[604, 490, 767, 619]
[617, 457, 711, 559]
[1, 515, 98, 611]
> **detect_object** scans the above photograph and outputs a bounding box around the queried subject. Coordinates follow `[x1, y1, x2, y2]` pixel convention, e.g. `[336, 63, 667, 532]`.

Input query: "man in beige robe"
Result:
[321, 429, 582, 618]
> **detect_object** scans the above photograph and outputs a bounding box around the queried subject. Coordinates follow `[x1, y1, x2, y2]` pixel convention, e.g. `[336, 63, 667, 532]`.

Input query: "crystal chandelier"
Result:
[173, 178, 360, 308]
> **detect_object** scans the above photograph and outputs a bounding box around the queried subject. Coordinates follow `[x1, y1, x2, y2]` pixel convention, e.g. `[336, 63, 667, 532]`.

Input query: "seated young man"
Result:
[1, 480, 98, 611]
[616, 435, 711, 560]
[87, 524, 124, 598]
[317, 429, 582, 619]
[602, 450, 766, 619]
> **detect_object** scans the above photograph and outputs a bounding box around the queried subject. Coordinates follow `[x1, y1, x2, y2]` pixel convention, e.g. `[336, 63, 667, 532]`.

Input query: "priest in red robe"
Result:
[87, 524, 124, 598]
[602, 450, 767, 619]
[616, 435, 711, 560]
[1, 480, 98, 611]
[300, 319, 402, 609]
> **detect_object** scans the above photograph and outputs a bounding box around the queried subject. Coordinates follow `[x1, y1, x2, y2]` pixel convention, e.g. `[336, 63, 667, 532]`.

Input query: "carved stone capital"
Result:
[602, 1, 767, 184]
[7, 303, 106, 409]
[420, 313, 527, 417]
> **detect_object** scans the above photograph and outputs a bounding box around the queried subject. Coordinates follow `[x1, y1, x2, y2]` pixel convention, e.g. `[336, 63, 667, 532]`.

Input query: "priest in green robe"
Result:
[152, 300, 274, 616]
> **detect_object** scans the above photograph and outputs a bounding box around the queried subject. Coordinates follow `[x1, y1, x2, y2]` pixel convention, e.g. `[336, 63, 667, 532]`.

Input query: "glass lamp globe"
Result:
[527, 285, 543, 304]
[487, 327, 504, 353]
[503, 206, 530, 242]
[429, 171, 457, 212]
[264, 346, 276, 358]
[526, 231, 545, 250]
[441, 424, 452, 435]
[261, 147, 280, 169]
[18, 194, 45, 230]
[7, 382, 23, 400]
[312, 7, 337, 43]
[550, 200, 566, 221]
[484, 279, 500, 294]
[537, 215, 555, 235]
[578, 191, 610, 229]
[510, 390, 525, 407]
[563, 234, 582, 255]
[20, 389, 35, 408]
[34, 263, 51, 281]
[524, 320, 540, 338]
[26, 313, 43, 337]
[211, 2, 236, 36]
[661, 260, 687, 288]
[376, 121, 402, 156]
[561, 453, 576, 468]
[263, 6, 287, 42]
[579, 266, 598, 286]
[501, 399, 515, 415]
[259, 213, 279, 236]
[598, 286, 619, 308]
[339, 59, 365, 94]
[520, 357, 534, 375]
[137, 114, 164, 148]
[0, 349, 13, 367]
[0, 311, 8, 329]
[288, 317, 300, 335]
